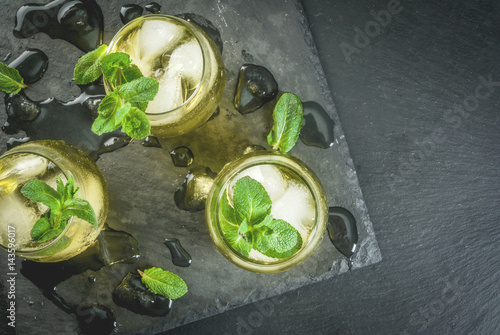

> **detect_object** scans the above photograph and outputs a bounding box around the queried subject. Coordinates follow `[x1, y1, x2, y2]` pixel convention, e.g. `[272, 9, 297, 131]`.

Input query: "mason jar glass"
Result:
[206, 150, 328, 273]
[105, 14, 225, 137]
[0, 140, 108, 262]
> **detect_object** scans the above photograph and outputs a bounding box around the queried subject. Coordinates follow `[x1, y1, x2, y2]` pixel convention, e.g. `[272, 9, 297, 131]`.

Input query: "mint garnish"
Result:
[267, 92, 303, 153]
[73, 46, 158, 139]
[0, 61, 27, 94]
[21, 172, 98, 243]
[219, 176, 303, 259]
[138, 267, 188, 300]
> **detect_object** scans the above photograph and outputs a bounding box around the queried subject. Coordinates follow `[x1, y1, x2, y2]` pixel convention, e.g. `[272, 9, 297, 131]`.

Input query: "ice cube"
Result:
[137, 20, 183, 63]
[167, 39, 203, 87]
[248, 249, 278, 262]
[147, 69, 184, 114]
[270, 181, 316, 241]
[230, 165, 288, 202]
[98, 230, 140, 266]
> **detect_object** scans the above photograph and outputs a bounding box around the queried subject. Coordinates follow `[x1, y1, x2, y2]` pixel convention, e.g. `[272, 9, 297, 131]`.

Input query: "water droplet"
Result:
[8, 49, 48, 84]
[174, 166, 216, 212]
[164, 238, 192, 267]
[88, 275, 96, 284]
[242, 144, 266, 155]
[141, 136, 162, 148]
[28, 299, 34, 306]
[327, 207, 358, 259]
[119, 4, 143, 24]
[241, 49, 254, 62]
[207, 106, 220, 122]
[300, 101, 335, 149]
[74, 303, 116, 335]
[170, 146, 194, 167]
[233, 64, 278, 115]
[145, 2, 161, 14]
[14, 0, 104, 52]
[175, 13, 223, 53]
[113, 272, 172, 317]
[98, 229, 140, 266]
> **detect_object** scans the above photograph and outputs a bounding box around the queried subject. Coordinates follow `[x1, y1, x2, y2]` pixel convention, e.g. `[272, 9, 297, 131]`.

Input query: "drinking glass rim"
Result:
[206, 150, 329, 272]
[106, 14, 209, 116]
[0, 149, 73, 253]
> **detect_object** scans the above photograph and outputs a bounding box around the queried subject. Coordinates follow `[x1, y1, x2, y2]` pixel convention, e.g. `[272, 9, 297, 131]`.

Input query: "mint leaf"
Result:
[224, 218, 253, 257]
[254, 218, 303, 259]
[73, 44, 108, 85]
[98, 92, 122, 118]
[30, 217, 51, 240]
[219, 190, 238, 232]
[120, 106, 151, 139]
[101, 52, 143, 87]
[21, 179, 62, 214]
[0, 61, 27, 94]
[115, 77, 159, 103]
[62, 198, 98, 228]
[138, 267, 188, 300]
[267, 93, 303, 153]
[233, 176, 272, 225]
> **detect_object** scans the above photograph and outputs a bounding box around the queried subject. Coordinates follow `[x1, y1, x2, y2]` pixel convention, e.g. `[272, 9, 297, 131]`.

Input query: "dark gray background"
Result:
[166, 0, 500, 334]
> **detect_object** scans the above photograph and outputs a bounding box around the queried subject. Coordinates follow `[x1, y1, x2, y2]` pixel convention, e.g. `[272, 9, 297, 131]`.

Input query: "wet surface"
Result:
[119, 4, 143, 24]
[164, 238, 192, 267]
[233, 64, 278, 115]
[300, 101, 335, 149]
[8, 49, 49, 85]
[170, 146, 194, 167]
[327, 207, 359, 259]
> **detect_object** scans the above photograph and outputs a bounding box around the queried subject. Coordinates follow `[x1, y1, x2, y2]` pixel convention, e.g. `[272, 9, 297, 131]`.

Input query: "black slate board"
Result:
[0, 1, 381, 334]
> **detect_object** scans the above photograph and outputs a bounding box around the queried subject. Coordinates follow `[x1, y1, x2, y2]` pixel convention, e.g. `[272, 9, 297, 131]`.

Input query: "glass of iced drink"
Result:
[205, 150, 328, 273]
[0, 140, 108, 262]
[105, 14, 225, 137]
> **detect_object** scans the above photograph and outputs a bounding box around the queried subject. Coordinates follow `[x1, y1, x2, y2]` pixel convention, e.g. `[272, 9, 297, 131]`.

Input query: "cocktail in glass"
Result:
[105, 14, 225, 137]
[205, 150, 328, 273]
[0, 140, 108, 262]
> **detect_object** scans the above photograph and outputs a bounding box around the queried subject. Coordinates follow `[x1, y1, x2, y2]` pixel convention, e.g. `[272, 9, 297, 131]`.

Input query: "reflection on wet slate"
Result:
[170, 146, 194, 167]
[300, 101, 335, 149]
[142, 136, 162, 148]
[120, 4, 143, 24]
[164, 238, 192, 267]
[113, 272, 173, 317]
[233, 64, 278, 115]
[145, 2, 161, 14]
[176, 13, 224, 53]
[74, 303, 116, 335]
[13, 0, 104, 52]
[8, 49, 48, 84]
[98, 229, 140, 266]
[327, 207, 358, 259]
[2, 86, 131, 160]
[174, 166, 217, 212]
[242, 144, 267, 155]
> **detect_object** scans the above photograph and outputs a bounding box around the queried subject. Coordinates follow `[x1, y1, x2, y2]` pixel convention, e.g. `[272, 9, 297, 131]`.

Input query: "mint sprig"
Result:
[138, 267, 188, 300]
[219, 176, 303, 259]
[0, 61, 27, 94]
[73, 45, 158, 139]
[21, 172, 98, 243]
[267, 92, 303, 153]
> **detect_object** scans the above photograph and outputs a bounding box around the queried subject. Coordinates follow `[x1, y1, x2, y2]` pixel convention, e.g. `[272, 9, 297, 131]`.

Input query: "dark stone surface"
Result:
[163, 0, 500, 334]
[0, 1, 380, 334]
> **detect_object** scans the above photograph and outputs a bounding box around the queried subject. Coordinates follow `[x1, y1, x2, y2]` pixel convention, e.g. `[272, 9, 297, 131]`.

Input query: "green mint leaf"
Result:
[30, 217, 51, 241]
[115, 77, 159, 103]
[238, 219, 251, 235]
[101, 52, 143, 87]
[233, 176, 272, 225]
[120, 106, 151, 139]
[92, 92, 123, 135]
[115, 102, 132, 124]
[73, 44, 108, 85]
[223, 218, 253, 258]
[219, 190, 238, 231]
[0, 61, 27, 94]
[267, 92, 303, 153]
[63, 172, 79, 201]
[21, 179, 62, 214]
[138, 267, 188, 300]
[62, 198, 98, 228]
[254, 218, 303, 259]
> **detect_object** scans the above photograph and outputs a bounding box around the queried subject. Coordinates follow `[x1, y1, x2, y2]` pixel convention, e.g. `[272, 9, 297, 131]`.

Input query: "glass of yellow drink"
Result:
[205, 150, 328, 273]
[0, 140, 108, 262]
[105, 14, 225, 137]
